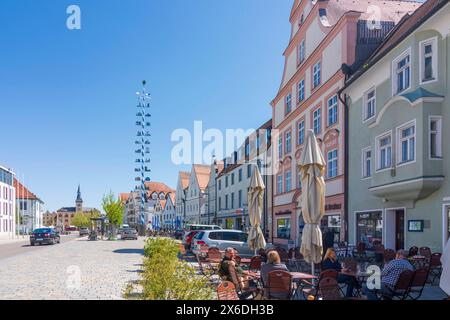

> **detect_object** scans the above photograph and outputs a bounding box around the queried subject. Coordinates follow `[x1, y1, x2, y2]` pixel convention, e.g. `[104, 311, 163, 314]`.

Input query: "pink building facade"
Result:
[270, 0, 420, 247]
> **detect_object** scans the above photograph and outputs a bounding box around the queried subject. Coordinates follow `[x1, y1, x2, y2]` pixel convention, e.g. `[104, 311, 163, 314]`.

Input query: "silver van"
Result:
[191, 229, 272, 257]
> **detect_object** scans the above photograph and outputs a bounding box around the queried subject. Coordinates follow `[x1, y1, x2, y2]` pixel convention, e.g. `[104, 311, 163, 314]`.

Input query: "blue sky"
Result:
[0, 0, 292, 211]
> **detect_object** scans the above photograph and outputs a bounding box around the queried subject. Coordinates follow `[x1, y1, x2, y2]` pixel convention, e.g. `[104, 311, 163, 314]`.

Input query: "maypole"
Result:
[135, 80, 151, 235]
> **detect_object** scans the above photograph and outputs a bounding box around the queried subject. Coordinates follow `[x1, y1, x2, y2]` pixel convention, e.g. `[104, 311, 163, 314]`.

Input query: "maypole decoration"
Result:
[135, 80, 151, 234]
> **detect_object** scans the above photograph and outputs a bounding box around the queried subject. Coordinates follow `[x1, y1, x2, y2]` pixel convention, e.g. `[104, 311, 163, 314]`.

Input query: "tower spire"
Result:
[76, 184, 82, 202]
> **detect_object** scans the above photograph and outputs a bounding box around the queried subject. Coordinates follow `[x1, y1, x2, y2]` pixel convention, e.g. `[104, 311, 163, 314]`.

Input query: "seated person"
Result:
[218, 247, 246, 289]
[260, 251, 289, 299]
[322, 248, 360, 298]
[364, 249, 413, 300]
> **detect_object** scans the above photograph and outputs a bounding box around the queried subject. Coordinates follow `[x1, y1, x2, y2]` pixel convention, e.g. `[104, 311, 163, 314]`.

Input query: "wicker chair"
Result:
[276, 248, 289, 263]
[374, 244, 385, 264]
[353, 242, 367, 261]
[265, 270, 293, 300]
[383, 270, 414, 300]
[408, 246, 419, 257]
[217, 281, 239, 300]
[317, 277, 343, 300]
[208, 247, 222, 260]
[196, 255, 217, 283]
[384, 249, 396, 264]
[249, 256, 263, 271]
[428, 253, 442, 284]
[228, 262, 260, 300]
[419, 247, 432, 265]
[407, 268, 429, 300]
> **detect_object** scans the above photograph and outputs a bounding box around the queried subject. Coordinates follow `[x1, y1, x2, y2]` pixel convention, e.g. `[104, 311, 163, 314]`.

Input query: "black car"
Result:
[30, 228, 61, 246]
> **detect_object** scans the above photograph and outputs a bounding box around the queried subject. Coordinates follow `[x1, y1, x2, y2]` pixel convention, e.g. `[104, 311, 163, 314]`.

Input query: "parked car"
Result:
[121, 228, 138, 240]
[192, 229, 274, 257]
[183, 231, 200, 251]
[182, 224, 222, 245]
[65, 226, 77, 232]
[30, 228, 61, 246]
[79, 227, 89, 237]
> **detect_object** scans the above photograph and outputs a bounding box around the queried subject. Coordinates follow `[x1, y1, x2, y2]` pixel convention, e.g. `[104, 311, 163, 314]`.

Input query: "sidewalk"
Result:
[0, 236, 30, 246]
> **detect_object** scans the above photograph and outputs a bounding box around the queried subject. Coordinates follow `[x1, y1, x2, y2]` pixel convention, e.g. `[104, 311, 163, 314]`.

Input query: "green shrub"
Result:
[139, 238, 213, 300]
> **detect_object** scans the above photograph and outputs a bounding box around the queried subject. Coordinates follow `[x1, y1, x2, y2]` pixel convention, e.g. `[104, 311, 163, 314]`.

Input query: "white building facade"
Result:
[0, 165, 16, 240]
[14, 179, 44, 233]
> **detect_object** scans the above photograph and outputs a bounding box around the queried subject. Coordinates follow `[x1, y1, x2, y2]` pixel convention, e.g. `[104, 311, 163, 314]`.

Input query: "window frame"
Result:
[285, 130, 292, 154]
[313, 107, 322, 135]
[361, 147, 372, 179]
[327, 95, 338, 127]
[363, 88, 376, 122]
[277, 175, 283, 195]
[396, 119, 416, 167]
[298, 39, 306, 66]
[313, 61, 321, 89]
[392, 48, 411, 96]
[375, 131, 393, 172]
[429, 115, 442, 160]
[298, 78, 305, 103]
[419, 37, 438, 85]
[297, 118, 305, 146]
[326, 149, 338, 179]
[285, 171, 292, 193]
[285, 93, 292, 115]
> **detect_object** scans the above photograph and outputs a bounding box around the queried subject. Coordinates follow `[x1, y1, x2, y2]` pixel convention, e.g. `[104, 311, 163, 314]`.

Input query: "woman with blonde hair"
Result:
[322, 248, 360, 298]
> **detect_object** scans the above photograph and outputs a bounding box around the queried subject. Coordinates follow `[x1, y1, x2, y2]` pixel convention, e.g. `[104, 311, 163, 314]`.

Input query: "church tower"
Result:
[76, 184, 83, 213]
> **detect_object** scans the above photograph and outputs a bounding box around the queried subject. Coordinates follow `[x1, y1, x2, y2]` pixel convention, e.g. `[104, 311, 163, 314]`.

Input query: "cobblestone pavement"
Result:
[0, 237, 145, 300]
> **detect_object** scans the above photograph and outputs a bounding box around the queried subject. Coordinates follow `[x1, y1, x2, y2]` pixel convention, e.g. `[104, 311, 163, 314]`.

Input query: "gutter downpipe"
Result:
[338, 89, 349, 244]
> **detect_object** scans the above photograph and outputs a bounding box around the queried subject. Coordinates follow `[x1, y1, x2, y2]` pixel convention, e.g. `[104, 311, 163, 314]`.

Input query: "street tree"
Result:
[72, 213, 90, 228]
[102, 191, 124, 240]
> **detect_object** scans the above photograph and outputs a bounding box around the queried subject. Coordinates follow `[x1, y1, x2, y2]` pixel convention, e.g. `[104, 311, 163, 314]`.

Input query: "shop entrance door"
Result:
[385, 208, 405, 250]
[395, 210, 405, 250]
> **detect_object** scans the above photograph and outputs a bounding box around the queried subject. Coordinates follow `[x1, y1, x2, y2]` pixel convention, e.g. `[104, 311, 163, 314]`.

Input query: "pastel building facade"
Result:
[0, 165, 16, 240]
[216, 120, 272, 233]
[184, 165, 211, 225]
[175, 171, 190, 226]
[270, 0, 420, 247]
[342, 0, 450, 252]
[14, 179, 44, 233]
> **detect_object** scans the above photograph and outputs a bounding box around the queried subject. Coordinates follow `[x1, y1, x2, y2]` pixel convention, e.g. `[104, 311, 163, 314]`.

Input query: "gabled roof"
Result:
[179, 171, 190, 190]
[193, 164, 211, 191]
[166, 192, 176, 205]
[344, 0, 446, 88]
[13, 179, 43, 203]
[144, 181, 175, 194]
[119, 193, 130, 202]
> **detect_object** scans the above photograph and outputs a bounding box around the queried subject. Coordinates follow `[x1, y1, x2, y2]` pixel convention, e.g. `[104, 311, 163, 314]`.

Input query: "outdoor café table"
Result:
[340, 269, 373, 296]
[340, 269, 373, 282]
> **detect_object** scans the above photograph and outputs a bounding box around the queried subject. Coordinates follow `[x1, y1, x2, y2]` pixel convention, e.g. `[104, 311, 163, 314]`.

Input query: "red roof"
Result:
[13, 178, 42, 202]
